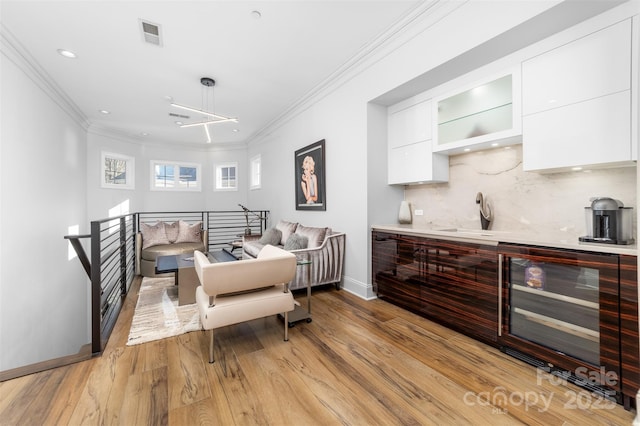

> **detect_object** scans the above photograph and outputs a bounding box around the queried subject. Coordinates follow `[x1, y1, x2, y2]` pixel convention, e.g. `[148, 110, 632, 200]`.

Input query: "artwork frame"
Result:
[101, 151, 135, 190]
[295, 139, 326, 211]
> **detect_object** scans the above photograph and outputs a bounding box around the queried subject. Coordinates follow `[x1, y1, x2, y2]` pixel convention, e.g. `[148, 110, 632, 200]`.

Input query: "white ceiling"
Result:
[1, 0, 422, 146]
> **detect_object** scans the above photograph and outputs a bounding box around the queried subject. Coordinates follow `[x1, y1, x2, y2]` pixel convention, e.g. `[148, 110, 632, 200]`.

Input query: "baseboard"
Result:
[0, 344, 93, 382]
[341, 276, 377, 300]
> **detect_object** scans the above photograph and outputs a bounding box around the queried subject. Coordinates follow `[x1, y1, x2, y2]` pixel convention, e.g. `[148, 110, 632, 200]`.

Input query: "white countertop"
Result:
[372, 224, 638, 256]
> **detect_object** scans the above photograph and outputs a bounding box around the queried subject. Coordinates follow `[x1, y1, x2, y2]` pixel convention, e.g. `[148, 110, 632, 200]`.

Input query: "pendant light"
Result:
[171, 77, 238, 143]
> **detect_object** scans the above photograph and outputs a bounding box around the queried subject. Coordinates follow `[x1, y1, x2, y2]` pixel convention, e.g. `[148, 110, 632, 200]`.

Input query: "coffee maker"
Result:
[579, 197, 634, 245]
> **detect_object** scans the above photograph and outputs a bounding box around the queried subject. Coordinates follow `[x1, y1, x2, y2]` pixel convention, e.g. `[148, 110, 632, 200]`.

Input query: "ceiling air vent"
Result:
[140, 19, 162, 46]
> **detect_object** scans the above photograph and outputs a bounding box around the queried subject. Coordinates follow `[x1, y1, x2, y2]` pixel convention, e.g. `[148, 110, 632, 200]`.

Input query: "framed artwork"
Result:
[101, 152, 135, 190]
[295, 139, 325, 211]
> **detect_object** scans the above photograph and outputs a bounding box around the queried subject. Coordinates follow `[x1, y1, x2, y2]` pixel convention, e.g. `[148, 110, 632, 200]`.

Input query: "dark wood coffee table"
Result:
[155, 249, 238, 305]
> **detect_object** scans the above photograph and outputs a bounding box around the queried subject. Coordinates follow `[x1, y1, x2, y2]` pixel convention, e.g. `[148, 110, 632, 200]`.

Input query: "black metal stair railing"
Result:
[65, 214, 136, 354]
[65, 209, 269, 356]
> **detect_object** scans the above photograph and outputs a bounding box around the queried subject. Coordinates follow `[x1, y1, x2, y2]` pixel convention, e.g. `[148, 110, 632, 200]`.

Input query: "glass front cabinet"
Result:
[497, 244, 622, 402]
[433, 69, 522, 154]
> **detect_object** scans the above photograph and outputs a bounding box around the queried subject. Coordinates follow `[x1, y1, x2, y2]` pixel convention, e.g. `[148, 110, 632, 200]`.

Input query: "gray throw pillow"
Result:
[294, 224, 327, 248]
[276, 220, 298, 245]
[175, 220, 202, 243]
[164, 221, 180, 243]
[259, 228, 282, 245]
[140, 221, 170, 249]
[284, 233, 308, 250]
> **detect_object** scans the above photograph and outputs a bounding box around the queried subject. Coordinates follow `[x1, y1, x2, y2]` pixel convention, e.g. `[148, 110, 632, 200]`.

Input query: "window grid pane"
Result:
[216, 164, 238, 190]
[250, 157, 261, 188]
[155, 164, 175, 188]
[178, 166, 198, 188]
[105, 158, 127, 185]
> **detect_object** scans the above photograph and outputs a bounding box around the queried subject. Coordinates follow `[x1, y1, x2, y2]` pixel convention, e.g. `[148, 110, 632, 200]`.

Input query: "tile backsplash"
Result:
[404, 145, 637, 241]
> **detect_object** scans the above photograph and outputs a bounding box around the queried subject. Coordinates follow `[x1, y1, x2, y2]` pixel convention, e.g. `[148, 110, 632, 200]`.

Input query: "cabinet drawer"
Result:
[522, 19, 631, 116]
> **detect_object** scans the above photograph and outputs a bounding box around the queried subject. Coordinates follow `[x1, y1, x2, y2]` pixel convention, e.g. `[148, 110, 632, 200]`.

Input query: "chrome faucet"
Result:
[476, 192, 492, 230]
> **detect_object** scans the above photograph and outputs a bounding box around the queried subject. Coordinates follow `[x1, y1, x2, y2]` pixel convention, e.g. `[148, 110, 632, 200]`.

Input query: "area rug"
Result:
[126, 277, 201, 346]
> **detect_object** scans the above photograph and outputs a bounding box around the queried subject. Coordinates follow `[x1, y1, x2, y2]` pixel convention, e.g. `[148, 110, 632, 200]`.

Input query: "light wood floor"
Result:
[0, 277, 636, 425]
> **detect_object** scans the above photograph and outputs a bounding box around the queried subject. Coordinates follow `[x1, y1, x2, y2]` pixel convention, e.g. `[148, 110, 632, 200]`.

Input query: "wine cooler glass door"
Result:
[508, 258, 600, 365]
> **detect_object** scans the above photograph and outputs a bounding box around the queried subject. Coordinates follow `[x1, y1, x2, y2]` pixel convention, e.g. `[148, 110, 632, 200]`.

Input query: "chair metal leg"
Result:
[284, 311, 289, 341]
[209, 329, 215, 364]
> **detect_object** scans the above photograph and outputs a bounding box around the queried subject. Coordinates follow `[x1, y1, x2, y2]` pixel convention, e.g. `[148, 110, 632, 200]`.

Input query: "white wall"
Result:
[1, 46, 89, 371]
[366, 103, 403, 298]
[86, 132, 248, 219]
[0, 53, 248, 373]
[246, 1, 568, 297]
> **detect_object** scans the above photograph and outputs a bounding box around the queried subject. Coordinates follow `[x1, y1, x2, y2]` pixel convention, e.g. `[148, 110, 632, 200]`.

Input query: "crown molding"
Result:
[245, 0, 459, 145]
[1, 23, 90, 131]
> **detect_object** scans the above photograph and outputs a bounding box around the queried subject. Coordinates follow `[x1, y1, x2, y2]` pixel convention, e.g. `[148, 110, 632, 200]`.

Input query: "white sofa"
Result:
[242, 220, 345, 291]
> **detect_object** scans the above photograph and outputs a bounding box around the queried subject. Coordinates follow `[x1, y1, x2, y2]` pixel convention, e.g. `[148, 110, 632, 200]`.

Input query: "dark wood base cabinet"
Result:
[497, 244, 638, 409]
[620, 255, 639, 409]
[497, 244, 621, 398]
[372, 230, 638, 410]
[372, 231, 498, 345]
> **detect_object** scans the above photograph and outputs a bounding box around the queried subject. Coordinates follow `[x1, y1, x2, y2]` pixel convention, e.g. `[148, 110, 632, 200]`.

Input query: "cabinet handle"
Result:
[498, 254, 503, 337]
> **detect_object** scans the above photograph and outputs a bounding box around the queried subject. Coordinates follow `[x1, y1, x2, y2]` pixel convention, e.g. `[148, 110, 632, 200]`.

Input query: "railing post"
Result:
[119, 216, 127, 294]
[90, 220, 102, 354]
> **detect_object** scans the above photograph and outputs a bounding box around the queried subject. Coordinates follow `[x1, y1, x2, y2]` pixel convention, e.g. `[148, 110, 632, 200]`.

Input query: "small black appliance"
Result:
[579, 197, 634, 245]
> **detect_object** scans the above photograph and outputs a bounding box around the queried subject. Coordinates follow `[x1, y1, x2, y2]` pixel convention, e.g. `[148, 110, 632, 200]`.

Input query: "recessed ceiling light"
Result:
[140, 132, 149, 136]
[57, 49, 77, 58]
[463, 148, 471, 152]
[164, 95, 174, 102]
[99, 109, 110, 115]
[572, 166, 583, 171]
[175, 121, 183, 126]
[251, 10, 262, 19]
[232, 128, 239, 133]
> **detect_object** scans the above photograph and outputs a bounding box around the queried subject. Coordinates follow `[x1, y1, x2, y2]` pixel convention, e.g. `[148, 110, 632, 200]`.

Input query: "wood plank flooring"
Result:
[0, 276, 636, 425]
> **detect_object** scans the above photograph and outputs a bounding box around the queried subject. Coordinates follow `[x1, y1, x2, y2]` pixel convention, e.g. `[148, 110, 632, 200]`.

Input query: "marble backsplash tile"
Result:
[404, 145, 637, 241]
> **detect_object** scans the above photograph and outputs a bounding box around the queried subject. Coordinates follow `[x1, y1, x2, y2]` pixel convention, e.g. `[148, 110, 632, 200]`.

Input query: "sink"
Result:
[437, 228, 496, 237]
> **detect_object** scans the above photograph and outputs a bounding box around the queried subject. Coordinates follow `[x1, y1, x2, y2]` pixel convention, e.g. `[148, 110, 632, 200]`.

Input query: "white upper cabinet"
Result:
[522, 19, 631, 116]
[388, 139, 449, 185]
[522, 18, 635, 172]
[387, 98, 449, 185]
[388, 99, 432, 149]
[433, 69, 522, 154]
[524, 91, 631, 171]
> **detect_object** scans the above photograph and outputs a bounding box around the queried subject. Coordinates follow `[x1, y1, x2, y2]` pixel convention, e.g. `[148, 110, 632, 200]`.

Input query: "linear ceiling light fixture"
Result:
[171, 77, 238, 143]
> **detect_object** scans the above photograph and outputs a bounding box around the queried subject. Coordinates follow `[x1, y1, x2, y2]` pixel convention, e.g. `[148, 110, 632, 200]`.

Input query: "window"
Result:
[101, 152, 134, 189]
[215, 163, 238, 191]
[250, 155, 261, 190]
[150, 160, 201, 191]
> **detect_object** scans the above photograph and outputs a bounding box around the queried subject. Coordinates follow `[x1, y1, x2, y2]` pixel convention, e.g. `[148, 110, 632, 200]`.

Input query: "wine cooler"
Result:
[498, 244, 621, 401]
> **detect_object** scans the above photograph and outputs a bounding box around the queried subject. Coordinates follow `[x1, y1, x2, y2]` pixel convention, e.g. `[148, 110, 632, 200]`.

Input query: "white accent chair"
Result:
[193, 245, 297, 363]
